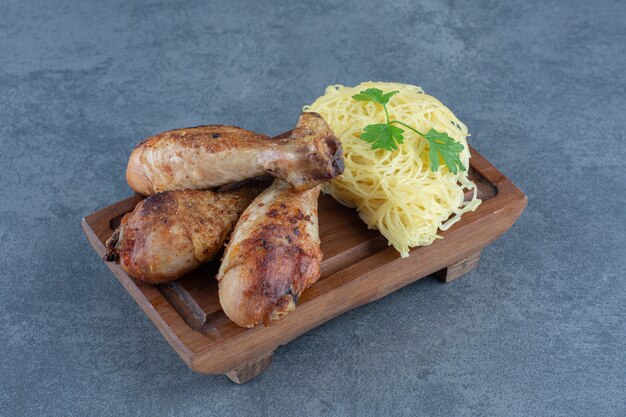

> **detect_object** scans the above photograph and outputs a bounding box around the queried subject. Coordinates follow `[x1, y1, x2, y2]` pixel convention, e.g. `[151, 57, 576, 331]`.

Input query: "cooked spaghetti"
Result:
[304, 82, 481, 257]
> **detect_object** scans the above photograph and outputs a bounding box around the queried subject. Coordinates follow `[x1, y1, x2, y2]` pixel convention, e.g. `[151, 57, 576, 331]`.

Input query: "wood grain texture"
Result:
[436, 250, 482, 283]
[82, 143, 526, 382]
[225, 352, 274, 384]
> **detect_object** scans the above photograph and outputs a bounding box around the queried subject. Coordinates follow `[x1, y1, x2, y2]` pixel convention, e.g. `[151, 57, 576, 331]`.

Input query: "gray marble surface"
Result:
[1, 0, 625, 415]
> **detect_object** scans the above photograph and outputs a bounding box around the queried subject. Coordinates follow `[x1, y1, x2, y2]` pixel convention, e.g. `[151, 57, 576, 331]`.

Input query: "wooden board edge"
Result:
[81, 144, 528, 376]
[187, 193, 527, 374]
[81, 217, 195, 367]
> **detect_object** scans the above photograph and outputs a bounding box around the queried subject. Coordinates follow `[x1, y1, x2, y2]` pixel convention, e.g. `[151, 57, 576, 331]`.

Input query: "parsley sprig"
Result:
[352, 88, 466, 174]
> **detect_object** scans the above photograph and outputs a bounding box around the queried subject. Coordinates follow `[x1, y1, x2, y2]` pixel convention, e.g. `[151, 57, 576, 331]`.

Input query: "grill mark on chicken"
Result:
[217, 179, 322, 328]
[104, 184, 266, 283]
[126, 112, 344, 195]
[138, 191, 177, 217]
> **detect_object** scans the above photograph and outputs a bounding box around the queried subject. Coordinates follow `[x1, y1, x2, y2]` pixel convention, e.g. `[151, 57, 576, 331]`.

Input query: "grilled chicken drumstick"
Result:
[217, 179, 323, 328]
[126, 112, 343, 195]
[104, 184, 266, 283]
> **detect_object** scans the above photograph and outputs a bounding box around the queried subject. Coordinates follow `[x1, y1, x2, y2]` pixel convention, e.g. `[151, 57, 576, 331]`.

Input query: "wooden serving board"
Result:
[82, 145, 526, 384]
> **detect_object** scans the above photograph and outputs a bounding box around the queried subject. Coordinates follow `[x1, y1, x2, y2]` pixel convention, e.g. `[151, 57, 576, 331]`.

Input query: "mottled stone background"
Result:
[1, 0, 624, 416]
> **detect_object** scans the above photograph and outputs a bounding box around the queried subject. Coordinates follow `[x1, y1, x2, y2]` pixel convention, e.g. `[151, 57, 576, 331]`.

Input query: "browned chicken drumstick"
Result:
[104, 183, 266, 283]
[217, 179, 323, 328]
[126, 112, 343, 195]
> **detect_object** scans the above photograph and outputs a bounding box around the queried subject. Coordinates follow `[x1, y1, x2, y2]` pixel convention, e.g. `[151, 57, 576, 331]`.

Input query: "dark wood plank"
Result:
[435, 250, 482, 283]
[225, 352, 274, 384]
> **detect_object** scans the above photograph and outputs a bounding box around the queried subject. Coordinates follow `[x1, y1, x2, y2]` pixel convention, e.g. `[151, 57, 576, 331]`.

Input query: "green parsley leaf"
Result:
[352, 88, 399, 105]
[351, 87, 467, 173]
[424, 128, 466, 174]
[359, 123, 405, 151]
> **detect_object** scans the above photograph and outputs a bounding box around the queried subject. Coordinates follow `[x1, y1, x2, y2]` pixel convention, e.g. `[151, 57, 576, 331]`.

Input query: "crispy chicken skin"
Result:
[104, 185, 265, 284]
[217, 179, 322, 328]
[126, 112, 344, 195]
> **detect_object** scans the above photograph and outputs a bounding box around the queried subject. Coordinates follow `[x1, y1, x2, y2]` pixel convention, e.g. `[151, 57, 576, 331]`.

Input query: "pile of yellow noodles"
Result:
[304, 82, 481, 257]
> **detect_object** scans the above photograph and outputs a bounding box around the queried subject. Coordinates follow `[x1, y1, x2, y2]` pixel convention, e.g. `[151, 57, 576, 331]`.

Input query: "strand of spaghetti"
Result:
[306, 82, 481, 256]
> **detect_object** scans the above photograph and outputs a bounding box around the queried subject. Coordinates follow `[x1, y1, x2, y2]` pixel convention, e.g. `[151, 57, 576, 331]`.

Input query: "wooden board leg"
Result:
[225, 351, 274, 384]
[435, 250, 482, 283]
